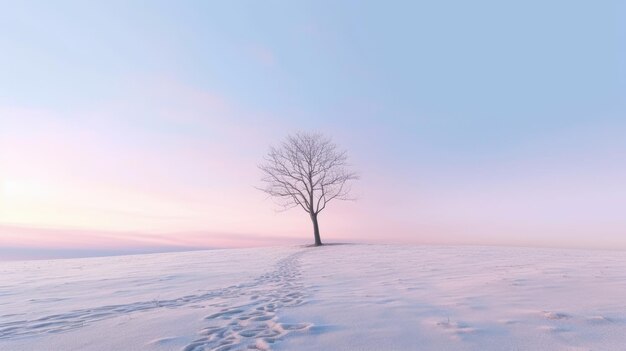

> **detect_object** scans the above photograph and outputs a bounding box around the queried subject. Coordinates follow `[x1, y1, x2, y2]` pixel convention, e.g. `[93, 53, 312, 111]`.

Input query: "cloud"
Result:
[0, 76, 300, 237]
[248, 45, 276, 67]
[0, 224, 304, 260]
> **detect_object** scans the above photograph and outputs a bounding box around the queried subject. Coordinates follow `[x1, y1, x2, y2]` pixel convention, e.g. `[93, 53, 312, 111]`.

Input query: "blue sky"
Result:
[1, 1, 626, 257]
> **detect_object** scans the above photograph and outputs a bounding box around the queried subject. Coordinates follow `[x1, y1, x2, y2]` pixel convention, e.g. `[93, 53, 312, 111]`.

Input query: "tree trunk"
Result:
[311, 213, 322, 246]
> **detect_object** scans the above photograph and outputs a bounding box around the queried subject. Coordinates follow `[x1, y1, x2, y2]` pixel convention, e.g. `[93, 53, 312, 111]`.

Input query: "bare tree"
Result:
[258, 132, 358, 246]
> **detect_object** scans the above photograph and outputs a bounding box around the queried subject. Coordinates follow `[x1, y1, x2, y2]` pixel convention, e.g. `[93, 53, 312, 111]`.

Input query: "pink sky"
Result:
[2, 77, 626, 258]
[2, 0, 626, 259]
[0, 1, 626, 258]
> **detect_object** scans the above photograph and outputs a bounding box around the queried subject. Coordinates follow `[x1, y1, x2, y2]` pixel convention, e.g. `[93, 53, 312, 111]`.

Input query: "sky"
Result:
[1, 0, 626, 259]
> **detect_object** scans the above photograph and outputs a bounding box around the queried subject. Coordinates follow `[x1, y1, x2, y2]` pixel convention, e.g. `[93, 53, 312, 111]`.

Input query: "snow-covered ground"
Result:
[1, 244, 626, 350]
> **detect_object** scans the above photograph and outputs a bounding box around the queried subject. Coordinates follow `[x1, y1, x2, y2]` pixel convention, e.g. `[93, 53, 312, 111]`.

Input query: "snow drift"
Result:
[1, 244, 626, 350]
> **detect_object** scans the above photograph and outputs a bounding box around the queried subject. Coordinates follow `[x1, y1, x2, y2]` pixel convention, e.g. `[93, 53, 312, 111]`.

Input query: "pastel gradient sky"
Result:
[1, 1, 626, 258]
